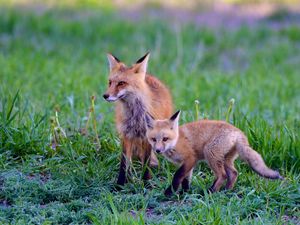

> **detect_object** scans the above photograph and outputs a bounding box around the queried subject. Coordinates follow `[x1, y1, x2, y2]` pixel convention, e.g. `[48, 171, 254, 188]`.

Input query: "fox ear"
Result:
[133, 52, 150, 75]
[107, 53, 121, 72]
[170, 110, 181, 130]
[145, 112, 155, 130]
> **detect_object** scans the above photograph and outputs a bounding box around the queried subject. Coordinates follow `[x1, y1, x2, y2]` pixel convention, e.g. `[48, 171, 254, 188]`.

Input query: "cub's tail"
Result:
[237, 142, 283, 180]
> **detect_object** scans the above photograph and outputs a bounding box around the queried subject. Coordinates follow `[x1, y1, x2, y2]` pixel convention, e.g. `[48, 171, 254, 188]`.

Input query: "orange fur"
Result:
[146, 111, 283, 196]
[103, 53, 173, 185]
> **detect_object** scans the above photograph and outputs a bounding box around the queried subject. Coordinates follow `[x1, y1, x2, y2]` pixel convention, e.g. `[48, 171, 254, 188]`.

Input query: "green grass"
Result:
[0, 2, 300, 224]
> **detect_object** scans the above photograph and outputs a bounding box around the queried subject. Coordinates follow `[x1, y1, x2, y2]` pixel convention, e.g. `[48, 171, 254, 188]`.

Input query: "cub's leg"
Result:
[165, 159, 196, 197]
[208, 163, 227, 192]
[181, 168, 194, 193]
[204, 138, 235, 193]
[205, 150, 227, 192]
[224, 150, 238, 190]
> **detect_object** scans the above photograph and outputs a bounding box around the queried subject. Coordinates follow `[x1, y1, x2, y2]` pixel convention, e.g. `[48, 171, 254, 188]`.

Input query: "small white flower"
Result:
[229, 98, 235, 105]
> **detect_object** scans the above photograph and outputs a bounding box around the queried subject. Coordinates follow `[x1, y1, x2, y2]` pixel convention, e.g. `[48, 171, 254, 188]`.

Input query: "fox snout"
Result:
[102, 93, 114, 102]
[154, 145, 165, 154]
[102, 93, 119, 102]
[155, 148, 162, 154]
[103, 88, 127, 102]
[103, 94, 109, 100]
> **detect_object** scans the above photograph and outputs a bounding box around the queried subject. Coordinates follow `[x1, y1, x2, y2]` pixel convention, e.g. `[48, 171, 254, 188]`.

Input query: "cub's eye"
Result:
[151, 138, 156, 142]
[108, 80, 112, 86]
[117, 81, 126, 86]
[162, 137, 169, 142]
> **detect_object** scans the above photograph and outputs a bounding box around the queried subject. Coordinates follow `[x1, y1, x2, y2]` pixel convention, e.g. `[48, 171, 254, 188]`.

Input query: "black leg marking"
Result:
[208, 179, 217, 193]
[181, 178, 190, 192]
[143, 167, 151, 181]
[164, 165, 186, 197]
[117, 153, 127, 186]
[179, 178, 190, 195]
[164, 185, 173, 197]
[142, 147, 152, 181]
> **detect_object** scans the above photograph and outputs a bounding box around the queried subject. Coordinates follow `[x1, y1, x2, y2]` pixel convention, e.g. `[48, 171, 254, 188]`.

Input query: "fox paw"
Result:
[111, 184, 124, 192]
[207, 187, 216, 194]
[179, 188, 189, 195]
[164, 187, 174, 197]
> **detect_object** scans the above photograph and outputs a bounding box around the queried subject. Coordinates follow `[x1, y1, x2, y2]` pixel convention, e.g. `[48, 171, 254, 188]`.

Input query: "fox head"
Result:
[145, 110, 181, 154]
[103, 53, 150, 102]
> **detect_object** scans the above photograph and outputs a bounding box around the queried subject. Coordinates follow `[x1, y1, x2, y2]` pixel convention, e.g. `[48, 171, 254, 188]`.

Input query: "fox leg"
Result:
[207, 158, 227, 193]
[224, 152, 238, 190]
[117, 138, 133, 186]
[181, 168, 194, 193]
[224, 164, 238, 190]
[142, 142, 152, 181]
[209, 167, 227, 192]
[165, 160, 196, 197]
[150, 151, 159, 167]
[204, 141, 230, 193]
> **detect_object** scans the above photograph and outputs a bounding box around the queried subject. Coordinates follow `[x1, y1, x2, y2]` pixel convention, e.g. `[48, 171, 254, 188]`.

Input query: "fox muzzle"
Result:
[102, 94, 119, 102]
[103, 94, 109, 100]
[155, 148, 164, 154]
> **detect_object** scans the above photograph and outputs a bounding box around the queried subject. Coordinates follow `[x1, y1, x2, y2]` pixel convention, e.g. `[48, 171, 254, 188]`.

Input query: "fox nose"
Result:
[103, 94, 109, 100]
[155, 149, 162, 154]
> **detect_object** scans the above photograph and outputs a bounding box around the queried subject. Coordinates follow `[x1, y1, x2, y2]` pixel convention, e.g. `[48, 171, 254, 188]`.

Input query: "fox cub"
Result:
[103, 53, 173, 186]
[145, 110, 283, 196]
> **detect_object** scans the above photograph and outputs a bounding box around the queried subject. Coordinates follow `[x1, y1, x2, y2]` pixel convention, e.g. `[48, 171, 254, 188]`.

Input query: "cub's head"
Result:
[103, 53, 150, 102]
[145, 110, 181, 154]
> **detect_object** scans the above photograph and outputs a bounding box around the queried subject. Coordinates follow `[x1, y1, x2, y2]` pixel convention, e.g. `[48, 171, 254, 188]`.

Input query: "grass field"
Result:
[0, 1, 300, 224]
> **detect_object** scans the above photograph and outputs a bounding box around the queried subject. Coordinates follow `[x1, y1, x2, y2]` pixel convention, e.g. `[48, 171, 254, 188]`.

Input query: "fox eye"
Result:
[117, 81, 126, 86]
[108, 80, 112, 86]
[162, 137, 169, 142]
[151, 138, 156, 142]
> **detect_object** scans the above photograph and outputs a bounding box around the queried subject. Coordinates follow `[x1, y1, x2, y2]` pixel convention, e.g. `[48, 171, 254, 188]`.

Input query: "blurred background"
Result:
[1, 0, 299, 118]
[1, 0, 300, 139]
[1, 0, 299, 146]
[0, 1, 300, 224]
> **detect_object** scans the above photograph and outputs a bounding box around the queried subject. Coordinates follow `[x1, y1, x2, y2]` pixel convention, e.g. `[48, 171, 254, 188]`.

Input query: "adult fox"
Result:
[103, 53, 173, 186]
[145, 111, 283, 196]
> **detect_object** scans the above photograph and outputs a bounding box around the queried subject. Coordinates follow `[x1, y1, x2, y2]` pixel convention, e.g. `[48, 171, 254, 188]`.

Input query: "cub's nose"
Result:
[155, 149, 161, 154]
[103, 94, 109, 100]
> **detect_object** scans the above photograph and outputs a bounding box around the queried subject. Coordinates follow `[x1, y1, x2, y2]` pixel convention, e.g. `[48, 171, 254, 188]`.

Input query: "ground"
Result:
[0, 1, 299, 224]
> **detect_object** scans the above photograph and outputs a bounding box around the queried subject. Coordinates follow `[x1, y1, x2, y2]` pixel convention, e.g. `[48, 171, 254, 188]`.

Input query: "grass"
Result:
[0, 2, 300, 224]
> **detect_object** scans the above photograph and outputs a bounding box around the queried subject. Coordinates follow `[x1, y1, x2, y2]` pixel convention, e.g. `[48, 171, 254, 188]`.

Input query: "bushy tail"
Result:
[237, 142, 283, 180]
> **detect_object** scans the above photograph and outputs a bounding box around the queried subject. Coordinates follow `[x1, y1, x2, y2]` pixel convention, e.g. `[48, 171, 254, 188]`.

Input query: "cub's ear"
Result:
[133, 52, 150, 75]
[107, 53, 121, 72]
[170, 110, 181, 130]
[145, 112, 155, 130]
